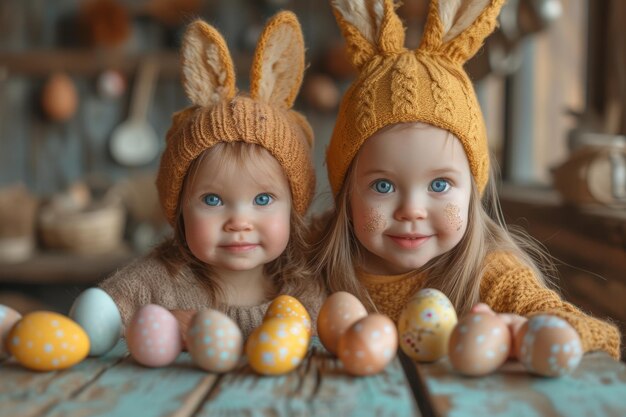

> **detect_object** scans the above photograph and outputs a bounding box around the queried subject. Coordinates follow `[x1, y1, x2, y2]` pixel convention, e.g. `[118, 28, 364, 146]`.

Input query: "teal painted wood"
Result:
[415, 352, 626, 417]
[198, 337, 419, 417]
[42, 344, 217, 417]
[0, 341, 127, 417]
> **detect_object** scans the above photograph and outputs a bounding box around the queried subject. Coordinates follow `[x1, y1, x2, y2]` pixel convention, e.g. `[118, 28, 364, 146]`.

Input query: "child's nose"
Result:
[394, 196, 428, 221]
[224, 211, 253, 232]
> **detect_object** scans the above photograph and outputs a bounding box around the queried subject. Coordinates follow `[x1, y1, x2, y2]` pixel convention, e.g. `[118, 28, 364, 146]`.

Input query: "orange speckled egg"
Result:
[515, 315, 582, 377]
[448, 312, 511, 376]
[337, 314, 398, 376]
[126, 304, 182, 368]
[398, 288, 457, 362]
[7, 311, 89, 371]
[246, 317, 310, 375]
[264, 295, 311, 335]
[187, 309, 243, 373]
[1, 304, 22, 359]
[317, 291, 367, 355]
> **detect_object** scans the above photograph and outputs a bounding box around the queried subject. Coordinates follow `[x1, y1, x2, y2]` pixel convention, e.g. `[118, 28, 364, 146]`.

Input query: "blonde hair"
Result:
[155, 142, 318, 306]
[311, 140, 557, 316]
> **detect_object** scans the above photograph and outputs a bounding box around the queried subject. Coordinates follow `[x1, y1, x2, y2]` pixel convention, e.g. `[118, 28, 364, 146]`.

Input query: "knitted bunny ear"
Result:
[181, 19, 236, 107]
[419, 0, 505, 63]
[250, 11, 305, 109]
[330, 0, 405, 70]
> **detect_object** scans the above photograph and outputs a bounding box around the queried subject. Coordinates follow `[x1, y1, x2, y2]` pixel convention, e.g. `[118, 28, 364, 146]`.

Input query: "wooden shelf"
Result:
[0, 50, 181, 77]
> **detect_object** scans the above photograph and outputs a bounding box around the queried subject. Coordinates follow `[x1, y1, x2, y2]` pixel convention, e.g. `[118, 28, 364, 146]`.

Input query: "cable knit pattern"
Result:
[99, 256, 324, 340]
[355, 251, 621, 359]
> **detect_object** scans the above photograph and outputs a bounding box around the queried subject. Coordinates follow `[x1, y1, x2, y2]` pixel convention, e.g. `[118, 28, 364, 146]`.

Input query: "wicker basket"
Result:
[39, 196, 126, 254]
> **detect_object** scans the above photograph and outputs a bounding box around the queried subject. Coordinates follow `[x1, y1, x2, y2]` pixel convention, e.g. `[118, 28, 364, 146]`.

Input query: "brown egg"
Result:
[448, 312, 511, 376]
[317, 291, 367, 355]
[302, 74, 340, 112]
[337, 314, 397, 376]
[515, 315, 582, 377]
[41, 72, 78, 122]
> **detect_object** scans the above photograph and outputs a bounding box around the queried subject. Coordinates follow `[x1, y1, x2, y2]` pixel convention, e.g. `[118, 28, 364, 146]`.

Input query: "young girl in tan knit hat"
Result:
[313, 0, 620, 359]
[99, 11, 324, 340]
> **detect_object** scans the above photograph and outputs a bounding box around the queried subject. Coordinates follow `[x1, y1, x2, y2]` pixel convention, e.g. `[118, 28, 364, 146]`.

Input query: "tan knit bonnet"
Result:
[157, 11, 315, 225]
[326, 0, 505, 196]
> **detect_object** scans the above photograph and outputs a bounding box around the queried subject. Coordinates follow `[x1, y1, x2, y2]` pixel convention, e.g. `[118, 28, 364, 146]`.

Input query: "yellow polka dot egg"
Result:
[398, 288, 458, 362]
[8, 311, 90, 371]
[263, 295, 311, 335]
[246, 316, 310, 375]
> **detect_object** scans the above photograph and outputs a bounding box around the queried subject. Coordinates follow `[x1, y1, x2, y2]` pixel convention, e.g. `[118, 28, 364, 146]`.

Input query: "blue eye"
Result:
[203, 194, 222, 206]
[429, 179, 450, 193]
[372, 179, 395, 194]
[254, 193, 273, 206]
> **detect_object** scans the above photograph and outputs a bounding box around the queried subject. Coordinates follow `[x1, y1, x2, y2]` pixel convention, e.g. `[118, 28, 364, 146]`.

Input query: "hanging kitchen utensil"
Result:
[109, 58, 160, 167]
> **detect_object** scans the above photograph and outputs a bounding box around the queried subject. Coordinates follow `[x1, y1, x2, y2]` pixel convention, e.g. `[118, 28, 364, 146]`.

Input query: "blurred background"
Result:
[0, 0, 624, 355]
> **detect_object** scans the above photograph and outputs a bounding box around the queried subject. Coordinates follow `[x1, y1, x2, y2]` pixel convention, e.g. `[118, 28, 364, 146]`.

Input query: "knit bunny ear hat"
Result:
[326, 0, 505, 197]
[157, 12, 315, 225]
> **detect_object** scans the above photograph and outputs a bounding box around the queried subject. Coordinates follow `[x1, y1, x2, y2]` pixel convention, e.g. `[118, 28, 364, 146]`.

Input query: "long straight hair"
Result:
[154, 142, 319, 306]
[310, 150, 557, 316]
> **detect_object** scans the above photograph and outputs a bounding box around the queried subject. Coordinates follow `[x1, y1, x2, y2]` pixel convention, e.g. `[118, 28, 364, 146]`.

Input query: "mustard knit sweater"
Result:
[359, 252, 621, 359]
[99, 256, 324, 340]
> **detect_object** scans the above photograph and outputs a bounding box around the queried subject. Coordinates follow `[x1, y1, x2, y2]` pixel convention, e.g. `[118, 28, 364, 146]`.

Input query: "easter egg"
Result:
[246, 317, 310, 375]
[69, 288, 122, 356]
[515, 315, 582, 377]
[187, 309, 243, 372]
[7, 311, 89, 371]
[264, 295, 311, 335]
[398, 288, 458, 362]
[317, 291, 368, 355]
[0, 305, 22, 359]
[41, 72, 78, 122]
[126, 304, 182, 367]
[448, 312, 511, 376]
[337, 314, 398, 376]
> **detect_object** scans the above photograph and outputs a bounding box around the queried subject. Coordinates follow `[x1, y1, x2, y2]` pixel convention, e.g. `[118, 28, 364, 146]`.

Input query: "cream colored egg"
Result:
[317, 291, 368, 355]
[1, 304, 21, 359]
[8, 311, 89, 371]
[515, 315, 582, 377]
[126, 304, 182, 368]
[246, 317, 310, 375]
[264, 295, 311, 334]
[448, 312, 511, 376]
[398, 288, 457, 362]
[337, 314, 398, 376]
[187, 309, 243, 373]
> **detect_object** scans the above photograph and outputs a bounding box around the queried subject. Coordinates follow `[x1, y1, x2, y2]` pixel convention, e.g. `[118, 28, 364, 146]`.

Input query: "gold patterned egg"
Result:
[246, 317, 310, 375]
[8, 311, 90, 371]
[398, 288, 457, 362]
[264, 295, 311, 335]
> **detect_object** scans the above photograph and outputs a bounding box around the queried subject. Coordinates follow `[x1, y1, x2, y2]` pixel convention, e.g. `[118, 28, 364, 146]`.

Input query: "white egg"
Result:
[69, 288, 122, 356]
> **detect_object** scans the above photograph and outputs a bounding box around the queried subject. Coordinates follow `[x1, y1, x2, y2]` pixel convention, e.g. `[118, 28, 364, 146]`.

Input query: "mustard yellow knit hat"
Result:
[327, 0, 505, 196]
[157, 12, 315, 225]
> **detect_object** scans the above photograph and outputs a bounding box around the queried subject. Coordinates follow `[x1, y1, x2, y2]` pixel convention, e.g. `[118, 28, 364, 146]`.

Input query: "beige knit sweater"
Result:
[359, 251, 621, 359]
[99, 256, 324, 339]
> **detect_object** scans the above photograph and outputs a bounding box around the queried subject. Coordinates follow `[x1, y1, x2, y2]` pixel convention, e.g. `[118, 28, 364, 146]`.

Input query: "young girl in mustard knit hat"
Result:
[313, 0, 620, 359]
[99, 11, 324, 339]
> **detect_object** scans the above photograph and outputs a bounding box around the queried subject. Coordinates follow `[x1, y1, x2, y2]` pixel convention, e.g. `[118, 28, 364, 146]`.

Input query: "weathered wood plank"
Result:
[409, 352, 626, 417]
[42, 346, 219, 417]
[0, 341, 127, 417]
[197, 338, 419, 417]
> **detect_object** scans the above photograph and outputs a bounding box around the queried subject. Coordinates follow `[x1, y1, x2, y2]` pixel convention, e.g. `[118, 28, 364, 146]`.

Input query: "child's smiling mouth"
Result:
[386, 234, 431, 249]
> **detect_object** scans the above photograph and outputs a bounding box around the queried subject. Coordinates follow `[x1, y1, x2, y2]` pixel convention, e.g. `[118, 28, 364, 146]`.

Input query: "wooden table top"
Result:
[2, 338, 625, 417]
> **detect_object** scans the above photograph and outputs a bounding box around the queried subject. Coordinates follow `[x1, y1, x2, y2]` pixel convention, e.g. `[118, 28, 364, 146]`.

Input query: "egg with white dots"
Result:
[187, 309, 243, 372]
[69, 287, 122, 356]
[317, 291, 368, 355]
[7, 311, 90, 371]
[398, 288, 458, 362]
[337, 314, 398, 376]
[264, 295, 311, 335]
[515, 315, 582, 377]
[448, 312, 511, 376]
[0, 304, 22, 359]
[126, 304, 182, 367]
[246, 317, 310, 375]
